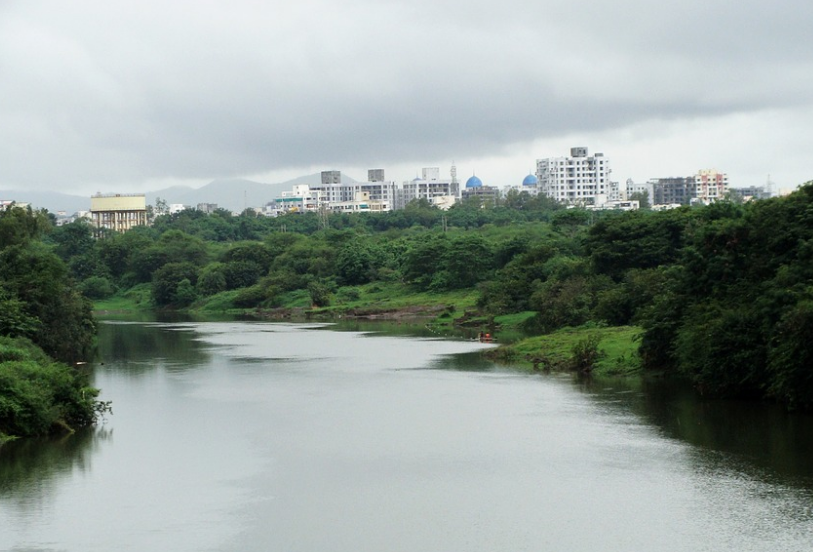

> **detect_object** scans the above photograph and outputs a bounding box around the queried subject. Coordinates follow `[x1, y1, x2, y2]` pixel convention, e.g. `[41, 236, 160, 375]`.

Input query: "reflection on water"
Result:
[96, 321, 213, 372]
[0, 428, 112, 504]
[575, 376, 813, 485]
[2, 320, 812, 552]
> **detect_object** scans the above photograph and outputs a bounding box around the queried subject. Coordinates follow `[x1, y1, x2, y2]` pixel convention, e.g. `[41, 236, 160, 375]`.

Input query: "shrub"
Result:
[570, 334, 603, 373]
[232, 285, 268, 308]
[79, 276, 116, 299]
[0, 337, 110, 437]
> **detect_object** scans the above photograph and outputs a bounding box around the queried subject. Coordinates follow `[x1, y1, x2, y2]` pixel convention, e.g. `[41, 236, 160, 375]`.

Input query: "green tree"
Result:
[0, 204, 52, 247]
[151, 262, 199, 306]
[443, 234, 493, 289]
[401, 234, 449, 288]
[0, 243, 95, 362]
[336, 240, 375, 285]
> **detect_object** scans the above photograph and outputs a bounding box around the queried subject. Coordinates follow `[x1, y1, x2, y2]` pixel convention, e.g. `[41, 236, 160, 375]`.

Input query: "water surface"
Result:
[1, 321, 811, 551]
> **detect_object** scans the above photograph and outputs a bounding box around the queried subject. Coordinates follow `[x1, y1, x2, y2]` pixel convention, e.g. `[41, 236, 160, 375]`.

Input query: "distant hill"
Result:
[0, 190, 90, 215]
[0, 173, 363, 215]
[146, 179, 289, 212]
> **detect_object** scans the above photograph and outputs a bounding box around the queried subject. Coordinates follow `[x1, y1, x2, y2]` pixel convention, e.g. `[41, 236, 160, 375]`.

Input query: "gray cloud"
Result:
[1, 0, 811, 192]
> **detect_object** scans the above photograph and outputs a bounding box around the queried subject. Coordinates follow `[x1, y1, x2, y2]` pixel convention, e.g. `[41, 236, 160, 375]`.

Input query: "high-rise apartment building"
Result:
[651, 177, 694, 205]
[535, 147, 610, 204]
[693, 169, 729, 203]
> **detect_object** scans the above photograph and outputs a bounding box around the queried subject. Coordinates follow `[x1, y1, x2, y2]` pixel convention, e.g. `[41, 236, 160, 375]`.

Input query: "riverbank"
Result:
[486, 325, 643, 378]
[0, 337, 110, 440]
[94, 282, 644, 379]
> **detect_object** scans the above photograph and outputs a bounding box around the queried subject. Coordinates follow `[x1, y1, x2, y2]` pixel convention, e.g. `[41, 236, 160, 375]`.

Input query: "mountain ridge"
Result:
[1, 173, 363, 214]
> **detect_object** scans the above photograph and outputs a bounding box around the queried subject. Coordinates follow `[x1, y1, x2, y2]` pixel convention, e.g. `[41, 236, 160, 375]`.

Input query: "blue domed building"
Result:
[522, 174, 538, 187]
[465, 175, 483, 188]
[461, 174, 499, 203]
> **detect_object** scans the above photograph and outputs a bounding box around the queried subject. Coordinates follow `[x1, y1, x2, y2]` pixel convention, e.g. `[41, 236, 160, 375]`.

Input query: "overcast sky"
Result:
[2, 0, 812, 196]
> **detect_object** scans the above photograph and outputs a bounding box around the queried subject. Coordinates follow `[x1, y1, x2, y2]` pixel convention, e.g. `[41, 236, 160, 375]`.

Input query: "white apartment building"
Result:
[270, 170, 398, 214]
[330, 191, 390, 213]
[535, 147, 611, 205]
[626, 178, 656, 202]
[269, 185, 326, 214]
[308, 170, 397, 210]
[395, 167, 460, 209]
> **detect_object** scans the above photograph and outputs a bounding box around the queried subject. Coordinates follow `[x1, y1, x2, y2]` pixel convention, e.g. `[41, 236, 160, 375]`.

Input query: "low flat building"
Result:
[330, 191, 390, 213]
[269, 185, 327, 214]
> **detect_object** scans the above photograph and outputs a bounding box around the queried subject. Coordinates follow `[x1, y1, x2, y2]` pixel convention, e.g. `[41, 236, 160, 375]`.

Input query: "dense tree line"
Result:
[8, 182, 813, 411]
[1, 205, 106, 439]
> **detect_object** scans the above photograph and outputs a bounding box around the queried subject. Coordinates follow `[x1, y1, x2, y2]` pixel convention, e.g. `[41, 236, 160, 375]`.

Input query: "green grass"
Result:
[493, 311, 537, 327]
[490, 325, 642, 377]
[194, 289, 242, 313]
[305, 281, 480, 320]
[93, 283, 153, 312]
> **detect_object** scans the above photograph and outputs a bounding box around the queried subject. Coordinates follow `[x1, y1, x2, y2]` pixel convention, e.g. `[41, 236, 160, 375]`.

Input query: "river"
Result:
[1, 320, 812, 551]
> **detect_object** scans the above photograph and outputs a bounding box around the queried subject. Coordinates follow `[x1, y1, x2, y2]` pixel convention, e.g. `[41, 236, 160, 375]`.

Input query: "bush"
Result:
[79, 276, 116, 299]
[307, 281, 332, 307]
[232, 285, 268, 308]
[0, 337, 110, 437]
[570, 334, 603, 373]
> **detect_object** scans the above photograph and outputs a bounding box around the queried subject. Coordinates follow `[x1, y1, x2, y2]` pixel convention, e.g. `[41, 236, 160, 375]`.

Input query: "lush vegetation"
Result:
[6, 181, 813, 414]
[1, 205, 107, 440]
[0, 336, 110, 440]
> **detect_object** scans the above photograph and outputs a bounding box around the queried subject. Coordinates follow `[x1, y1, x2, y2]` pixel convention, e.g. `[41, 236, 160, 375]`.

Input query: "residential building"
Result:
[728, 185, 772, 201]
[330, 191, 390, 213]
[309, 170, 397, 209]
[395, 166, 460, 209]
[269, 185, 326, 214]
[168, 203, 189, 215]
[536, 147, 611, 205]
[650, 177, 694, 205]
[1, 199, 31, 210]
[586, 200, 640, 212]
[693, 169, 729, 204]
[89, 193, 147, 233]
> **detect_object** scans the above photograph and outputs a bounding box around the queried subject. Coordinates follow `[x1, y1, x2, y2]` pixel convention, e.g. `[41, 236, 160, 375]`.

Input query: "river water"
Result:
[2, 320, 812, 551]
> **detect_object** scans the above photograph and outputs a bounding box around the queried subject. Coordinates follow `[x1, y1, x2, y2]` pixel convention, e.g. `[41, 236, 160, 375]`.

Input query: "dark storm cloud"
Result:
[1, 0, 812, 191]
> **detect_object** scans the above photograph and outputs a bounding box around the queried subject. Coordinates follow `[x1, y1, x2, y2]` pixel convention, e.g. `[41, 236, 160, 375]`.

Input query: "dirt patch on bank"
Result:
[252, 304, 449, 322]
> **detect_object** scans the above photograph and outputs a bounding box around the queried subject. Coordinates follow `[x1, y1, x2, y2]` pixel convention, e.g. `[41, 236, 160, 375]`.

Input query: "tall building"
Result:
[650, 177, 694, 205]
[693, 169, 729, 203]
[89, 194, 147, 233]
[536, 147, 611, 205]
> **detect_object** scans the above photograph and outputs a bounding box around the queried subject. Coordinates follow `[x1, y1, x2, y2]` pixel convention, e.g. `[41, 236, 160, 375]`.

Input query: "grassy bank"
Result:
[96, 280, 482, 322]
[487, 325, 642, 377]
[92, 283, 153, 313]
[93, 283, 641, 379]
